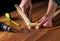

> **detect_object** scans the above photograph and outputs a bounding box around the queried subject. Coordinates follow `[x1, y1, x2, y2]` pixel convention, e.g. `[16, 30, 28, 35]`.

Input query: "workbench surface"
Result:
[0, 1, 60, 41]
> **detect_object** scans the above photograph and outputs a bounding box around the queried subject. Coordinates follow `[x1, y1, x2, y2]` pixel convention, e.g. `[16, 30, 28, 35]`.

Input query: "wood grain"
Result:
[0, 1, 60, 41]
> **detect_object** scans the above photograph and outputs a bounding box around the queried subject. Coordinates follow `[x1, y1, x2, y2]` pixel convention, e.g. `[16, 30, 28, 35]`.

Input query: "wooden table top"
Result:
[0, 1, 60, 41]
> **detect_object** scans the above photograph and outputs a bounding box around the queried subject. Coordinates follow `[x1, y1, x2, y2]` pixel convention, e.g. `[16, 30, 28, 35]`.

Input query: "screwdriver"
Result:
[5, 13, 20, 27]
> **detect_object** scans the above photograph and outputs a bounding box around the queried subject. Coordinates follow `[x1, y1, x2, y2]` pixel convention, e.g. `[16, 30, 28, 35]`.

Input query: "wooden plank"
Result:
[53, 9, 60, 18]
[37, 27, 60, 41]
[14, 4, 38, 29]
[25, 26, 60, 41]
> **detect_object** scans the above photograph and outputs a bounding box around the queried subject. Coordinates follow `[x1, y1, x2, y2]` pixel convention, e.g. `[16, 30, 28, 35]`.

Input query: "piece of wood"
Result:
[53, 9, 60, 18]
[37, 27, 60, 41]
[14, 4, 31, 29]
[14, 4, 38, 29]
[24, 26, 60, 41]
[14, 4, 31, 25]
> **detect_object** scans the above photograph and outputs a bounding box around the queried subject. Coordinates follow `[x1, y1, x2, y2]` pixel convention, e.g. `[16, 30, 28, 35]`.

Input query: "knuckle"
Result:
[19, 5, 25, 9]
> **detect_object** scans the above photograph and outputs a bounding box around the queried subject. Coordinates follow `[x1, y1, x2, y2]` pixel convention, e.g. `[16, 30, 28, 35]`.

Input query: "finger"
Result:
[38, 18, 47, 26]
[35, 19, 44, 29]
[29, 5, 32, 16]
[37, 19, 47, 29]
[19, 5, 27, 15]
[43, 21, 53, 27]
[37, 18, 43, 23]
[48, 21, 53, 27]
[26, 5, 32, 21]
[26, 5, 32, 17]
[36, 20, 46, 29]
[43, 22, 49, 27]
[22, 7, 27, 15]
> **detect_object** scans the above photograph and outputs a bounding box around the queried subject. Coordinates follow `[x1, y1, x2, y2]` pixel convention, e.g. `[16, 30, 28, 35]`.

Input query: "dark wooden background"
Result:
[0, 0, 48, 16]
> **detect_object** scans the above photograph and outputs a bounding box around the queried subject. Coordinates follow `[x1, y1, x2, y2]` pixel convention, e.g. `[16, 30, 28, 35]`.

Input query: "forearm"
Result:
[45, 0, 58, 19]
[21, 0, 30, 3]
[22, 0, 31, 1]
[21, 0, 31, 6]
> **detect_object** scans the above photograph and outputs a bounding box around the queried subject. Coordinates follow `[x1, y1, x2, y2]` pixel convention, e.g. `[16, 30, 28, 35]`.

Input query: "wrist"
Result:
[22, 0, 28, 1]
[21, 0, 31, 4]
[45, 13, 53, 19]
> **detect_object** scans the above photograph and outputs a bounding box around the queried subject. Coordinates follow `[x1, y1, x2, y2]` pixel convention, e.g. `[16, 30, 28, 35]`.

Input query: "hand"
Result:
[19, 0, 32, 15]
[37, 16, 53, 28]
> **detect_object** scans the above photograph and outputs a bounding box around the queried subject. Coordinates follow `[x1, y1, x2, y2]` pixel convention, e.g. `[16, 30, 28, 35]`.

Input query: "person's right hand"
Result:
[19, 0, 32, 16]
[37, 15, 53, 29]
